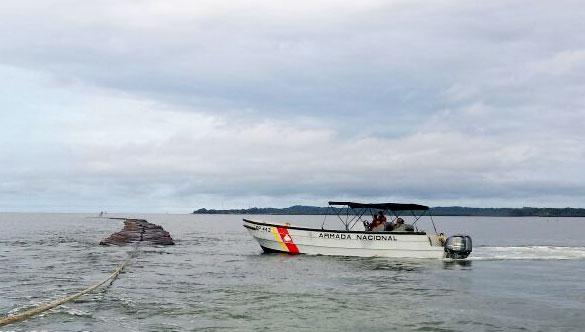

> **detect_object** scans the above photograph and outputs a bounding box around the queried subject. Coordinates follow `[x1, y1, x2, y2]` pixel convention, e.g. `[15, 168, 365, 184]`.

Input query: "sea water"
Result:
[1, 213, 584, 331]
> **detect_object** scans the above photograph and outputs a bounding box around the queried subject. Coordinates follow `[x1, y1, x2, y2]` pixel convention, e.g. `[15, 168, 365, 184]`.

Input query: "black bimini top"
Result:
[328, 201, 429, 211]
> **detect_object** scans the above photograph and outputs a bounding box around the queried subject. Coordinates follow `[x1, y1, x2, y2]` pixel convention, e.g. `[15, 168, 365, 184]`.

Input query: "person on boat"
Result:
[370, 211, 387, 232]
[392, 217, 414, 232]
[393, 218, 405, 232]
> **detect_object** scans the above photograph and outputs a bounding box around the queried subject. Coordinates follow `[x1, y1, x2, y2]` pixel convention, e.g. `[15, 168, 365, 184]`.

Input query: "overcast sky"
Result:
[1, 0, 584, 212]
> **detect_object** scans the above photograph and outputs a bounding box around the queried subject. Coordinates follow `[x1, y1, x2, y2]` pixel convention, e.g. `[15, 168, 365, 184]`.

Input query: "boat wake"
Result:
[469, 246, 585, 261]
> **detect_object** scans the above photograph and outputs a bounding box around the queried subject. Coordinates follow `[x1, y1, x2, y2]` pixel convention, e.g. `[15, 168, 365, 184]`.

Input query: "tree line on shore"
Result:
[193, 205, 585, 217]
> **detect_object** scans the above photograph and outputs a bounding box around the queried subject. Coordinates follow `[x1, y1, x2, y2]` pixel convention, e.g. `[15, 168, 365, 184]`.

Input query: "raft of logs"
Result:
[100, 218, 175, 246]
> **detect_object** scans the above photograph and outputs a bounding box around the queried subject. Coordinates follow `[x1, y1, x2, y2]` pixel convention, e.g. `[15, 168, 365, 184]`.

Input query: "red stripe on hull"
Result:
[276, 227, 300, 254]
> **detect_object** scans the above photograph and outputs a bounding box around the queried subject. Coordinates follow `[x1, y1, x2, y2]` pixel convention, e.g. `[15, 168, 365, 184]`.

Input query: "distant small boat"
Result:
[243, 201, 472, 259]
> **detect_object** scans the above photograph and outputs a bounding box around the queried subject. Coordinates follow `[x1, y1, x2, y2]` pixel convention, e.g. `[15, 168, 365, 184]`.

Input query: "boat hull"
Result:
[243, 219, 446, 259]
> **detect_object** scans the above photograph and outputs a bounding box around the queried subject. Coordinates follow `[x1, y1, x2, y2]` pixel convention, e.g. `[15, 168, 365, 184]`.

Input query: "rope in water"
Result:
[0, 254, 133, 327]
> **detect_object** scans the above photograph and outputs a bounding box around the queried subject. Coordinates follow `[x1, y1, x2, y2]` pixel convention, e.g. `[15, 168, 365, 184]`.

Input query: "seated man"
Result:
[392, 217, 414, 232]
[370, 211, 387, 232]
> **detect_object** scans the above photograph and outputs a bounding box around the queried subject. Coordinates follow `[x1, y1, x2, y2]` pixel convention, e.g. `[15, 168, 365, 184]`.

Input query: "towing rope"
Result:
[0, 252, 134, 327]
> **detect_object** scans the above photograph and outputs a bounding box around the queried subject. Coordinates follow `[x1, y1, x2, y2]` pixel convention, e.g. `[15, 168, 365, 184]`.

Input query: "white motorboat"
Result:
[243, 201, 472, 259]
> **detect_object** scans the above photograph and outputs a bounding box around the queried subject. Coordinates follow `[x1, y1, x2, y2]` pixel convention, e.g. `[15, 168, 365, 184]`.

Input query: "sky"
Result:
[1, 0, 584, 212]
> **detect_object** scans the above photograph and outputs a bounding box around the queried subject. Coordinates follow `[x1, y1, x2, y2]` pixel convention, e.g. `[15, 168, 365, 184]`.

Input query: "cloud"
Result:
[3, 1, 579, 118]
[0, 1, 584, 211]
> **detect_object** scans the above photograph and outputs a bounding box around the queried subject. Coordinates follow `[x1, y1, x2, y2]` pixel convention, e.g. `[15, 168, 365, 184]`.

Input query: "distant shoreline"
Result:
[193, 206, 585, 217]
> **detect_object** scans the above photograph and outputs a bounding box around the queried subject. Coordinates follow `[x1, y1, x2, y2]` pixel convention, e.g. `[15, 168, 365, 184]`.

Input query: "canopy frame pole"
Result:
[346, 208, 361, 229]
[345, 206, 350, 230]
[429, 210, 439, 234]
[410, 210, 423, 226]
[349, 208, 366, 230]
[369, 207, 376, 229]
[334, 208, 346, 228]
[321, 207, 329, 230]
[343, 206, 361, 230]
[391, 209, 400, 219]
[332, 206, 355, 230]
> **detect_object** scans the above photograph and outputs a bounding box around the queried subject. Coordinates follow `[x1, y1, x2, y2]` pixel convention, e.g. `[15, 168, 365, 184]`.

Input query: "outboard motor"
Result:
[444, 235, 472, 259]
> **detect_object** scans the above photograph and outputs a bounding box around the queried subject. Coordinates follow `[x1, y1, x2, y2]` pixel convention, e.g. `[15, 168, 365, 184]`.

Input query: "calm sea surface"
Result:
[1, 213, 585, 331]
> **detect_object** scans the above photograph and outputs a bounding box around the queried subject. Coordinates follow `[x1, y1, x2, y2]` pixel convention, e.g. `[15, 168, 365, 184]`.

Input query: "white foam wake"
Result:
[469, 246, 585, 261]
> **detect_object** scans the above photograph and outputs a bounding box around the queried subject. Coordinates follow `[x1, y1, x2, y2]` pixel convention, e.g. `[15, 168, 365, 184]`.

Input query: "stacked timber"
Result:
[100, 219, 175, 246]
